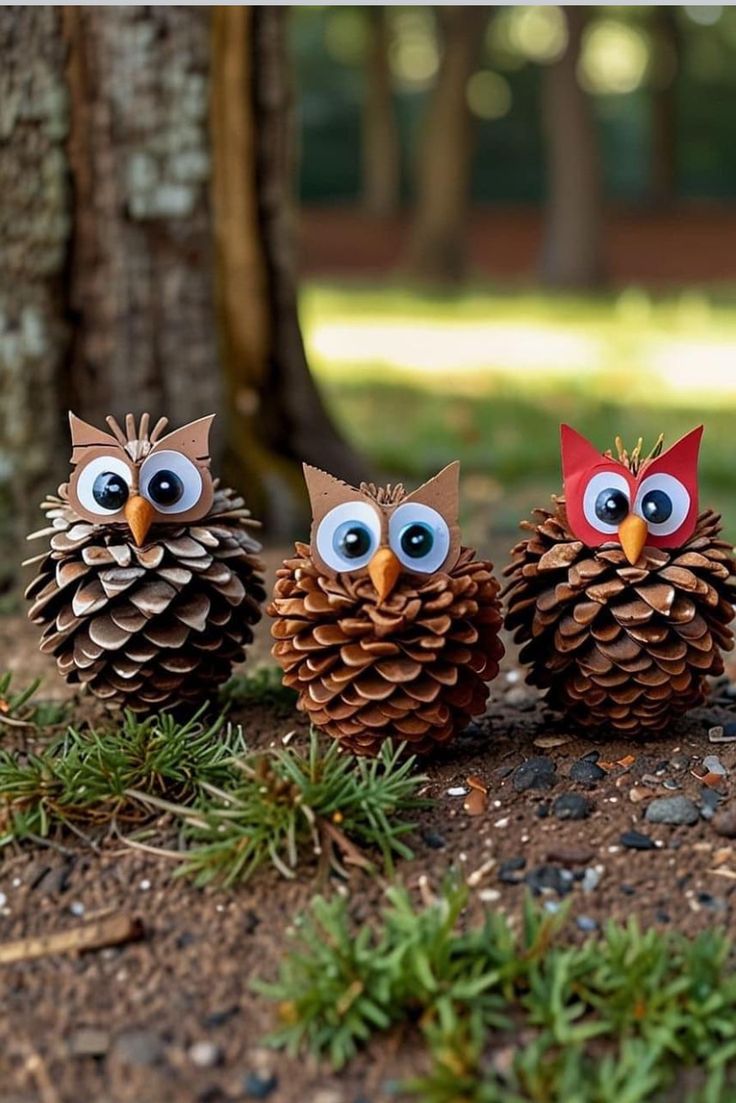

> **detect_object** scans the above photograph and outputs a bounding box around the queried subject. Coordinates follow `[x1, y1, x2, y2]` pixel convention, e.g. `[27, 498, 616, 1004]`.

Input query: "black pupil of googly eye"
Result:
[334, 522, 372, 560]
[594, 488, 629, 525]
[92, 471, 129, 511]
[641, 489, 673, 524]
[148, 469, 184, 506]
[400, 522, 435, 559]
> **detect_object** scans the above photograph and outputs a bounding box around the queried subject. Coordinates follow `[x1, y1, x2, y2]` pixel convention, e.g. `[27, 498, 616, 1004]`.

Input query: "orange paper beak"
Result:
[124, 495, 154, 547]
[618, 513, 648, 566]
[368, 547, 401, 602]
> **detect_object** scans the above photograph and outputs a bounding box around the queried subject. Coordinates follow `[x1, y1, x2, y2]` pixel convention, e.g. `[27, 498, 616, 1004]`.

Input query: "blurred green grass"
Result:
[301, 280, 736, 536]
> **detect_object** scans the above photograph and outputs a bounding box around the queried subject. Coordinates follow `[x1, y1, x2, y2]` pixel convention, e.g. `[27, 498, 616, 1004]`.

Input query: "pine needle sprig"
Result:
[0, 671, 69, 733]
[0, 706, 242, 843]
[175, 733, 429, 887]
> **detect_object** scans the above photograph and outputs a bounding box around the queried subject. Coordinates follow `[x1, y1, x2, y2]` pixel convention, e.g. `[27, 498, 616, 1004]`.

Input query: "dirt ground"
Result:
[298, 204, 736, 285]
[3, 546, 736, 1103]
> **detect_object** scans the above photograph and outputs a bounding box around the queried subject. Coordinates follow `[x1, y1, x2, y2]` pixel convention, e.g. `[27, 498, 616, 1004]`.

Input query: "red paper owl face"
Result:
[67, 412, 215, 545]
[304, 462, 462, 601]
[561, 424, 702, 565]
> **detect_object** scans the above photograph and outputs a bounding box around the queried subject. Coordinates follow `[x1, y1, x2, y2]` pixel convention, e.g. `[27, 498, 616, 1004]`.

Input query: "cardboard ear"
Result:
[68, 411, 120, 462]
[152, 415, 215, 464]
[302, 464, 357, 519]
[645, 425, 703, 477]
[405, 462, 460, 524]
[560, 424, 605, 482]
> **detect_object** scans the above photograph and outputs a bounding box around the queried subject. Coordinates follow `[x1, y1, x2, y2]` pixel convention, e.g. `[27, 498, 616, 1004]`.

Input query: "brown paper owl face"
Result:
[66, 412, 215, 546]
[304, 462, 462, 601]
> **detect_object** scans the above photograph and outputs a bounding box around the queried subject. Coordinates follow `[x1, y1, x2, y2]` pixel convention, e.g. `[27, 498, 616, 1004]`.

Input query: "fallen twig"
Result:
[0, 912, 143, 965]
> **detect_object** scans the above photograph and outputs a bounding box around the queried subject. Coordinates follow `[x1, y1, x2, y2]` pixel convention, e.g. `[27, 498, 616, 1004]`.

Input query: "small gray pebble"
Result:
[512, 757, 556, 793]
[620, 830, 655, 850]
[188, 1041, 222, 1068]
[581, 867, 603, 892]
[645, 796, 699, 826]
[569, 759, 606, 787]
[243, 1073, 278, 1100]
[703, 755, 727, 776]
[576, 915, 598, 932]
[67, 1028, 110, 1058]
[113, 1030, 164, 1068]
[553, 793, 593, 821]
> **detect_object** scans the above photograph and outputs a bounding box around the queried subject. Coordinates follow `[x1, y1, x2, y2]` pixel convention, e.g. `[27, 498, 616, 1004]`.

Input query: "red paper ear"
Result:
[560, 424, 604, 484]
[644, 426, 703, 481]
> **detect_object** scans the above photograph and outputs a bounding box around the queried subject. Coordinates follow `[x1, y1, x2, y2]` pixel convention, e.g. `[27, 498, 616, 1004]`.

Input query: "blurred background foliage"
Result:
[287, 4, 736, 544]
[293, 5, 736, 204]
[2, 5, 736, 605]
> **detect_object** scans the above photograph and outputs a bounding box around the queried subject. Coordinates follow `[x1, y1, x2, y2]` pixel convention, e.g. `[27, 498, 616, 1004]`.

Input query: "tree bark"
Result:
[405, 6, 486, 284]
[211, 7, 365, 534]
[0, 8, 70, 585]
[62, 6, 222, 435]
[362, 7, 400, 218]
[1, 5, 362, 581]
[649, 7, 680, 207]
[540, 6, 604, 288]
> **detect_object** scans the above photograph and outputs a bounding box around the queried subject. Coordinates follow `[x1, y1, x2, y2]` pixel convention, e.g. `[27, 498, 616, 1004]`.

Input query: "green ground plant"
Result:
[257, 879, 736, 1102]
[0, 672, 69, 731]
[0, 675, 427, 883]
[175, 735, 427, 886]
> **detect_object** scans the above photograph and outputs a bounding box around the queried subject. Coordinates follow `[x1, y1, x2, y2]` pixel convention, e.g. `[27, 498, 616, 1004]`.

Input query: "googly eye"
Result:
[75, 456, 133, 517]
[315, 501, 381, 573]
[139, 450, 203, 515]
[389, 502, 451, 573]
[634, 473, 690, 537]
[582, 471, 631, 536]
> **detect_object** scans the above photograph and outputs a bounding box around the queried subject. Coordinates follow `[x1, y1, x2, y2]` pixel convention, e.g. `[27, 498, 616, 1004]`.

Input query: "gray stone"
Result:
[645, 796, 700, 827]
[553, 793, 593, 821]
[67, 1028, 110, 1057]
[512, 756, 556, 792]
[712, 807, 736, 838]
[113, 1029, 164, 1067]
[188, 1041, 222, 1068]
[569, 758, 606, 787]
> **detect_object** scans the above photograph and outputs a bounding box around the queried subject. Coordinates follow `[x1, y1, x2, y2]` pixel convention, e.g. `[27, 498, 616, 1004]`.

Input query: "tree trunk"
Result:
[62, 6, 222, 435]
[211, 7, 365, 535]
[362, 7, 400, 218]
[0, 8, 70, 587]
[649, 7, 680, 207]
[540, 6, 604, 288]
[405, 6, 486, 284]
[0, 5, 362, 581]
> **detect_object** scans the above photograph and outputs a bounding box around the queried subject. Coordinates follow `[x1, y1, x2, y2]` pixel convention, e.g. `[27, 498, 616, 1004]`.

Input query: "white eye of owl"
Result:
[76, 456, 133, 516]
[633, 473, 690, 537]
[582, 470, 631, 535]
[389, 502, 451, 573]
[315, 501, 381, 573]
[139, 450, 203, 514]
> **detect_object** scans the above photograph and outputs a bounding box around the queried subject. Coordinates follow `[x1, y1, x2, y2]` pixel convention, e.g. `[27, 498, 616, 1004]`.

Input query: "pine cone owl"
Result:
[504, 425, 736, 734]
[25, 412, 265, 712]
[269, 463, 504, 756]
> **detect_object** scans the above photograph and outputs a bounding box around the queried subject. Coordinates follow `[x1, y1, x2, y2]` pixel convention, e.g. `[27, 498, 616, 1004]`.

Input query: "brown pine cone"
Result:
[25, 483, 265, 711]
[269, 545, 504, 756]
[504, 498, 736, 734]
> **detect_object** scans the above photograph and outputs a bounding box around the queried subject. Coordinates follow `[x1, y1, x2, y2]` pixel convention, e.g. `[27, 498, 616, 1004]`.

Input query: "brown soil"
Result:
[298, 203, 736, 285]
[3, 547, 736, 1103]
